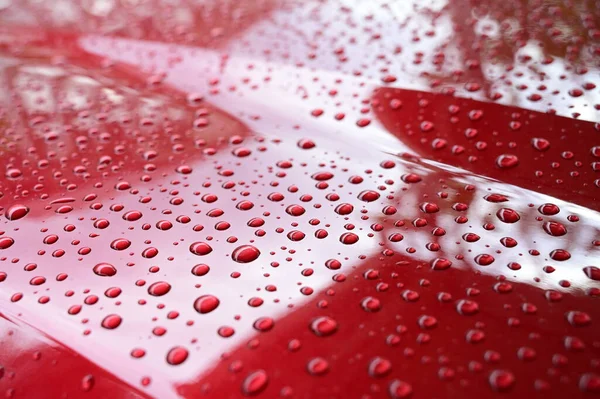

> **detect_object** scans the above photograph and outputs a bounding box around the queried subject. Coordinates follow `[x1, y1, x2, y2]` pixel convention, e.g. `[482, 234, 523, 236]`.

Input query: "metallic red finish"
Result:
[0, 1, 599, 398]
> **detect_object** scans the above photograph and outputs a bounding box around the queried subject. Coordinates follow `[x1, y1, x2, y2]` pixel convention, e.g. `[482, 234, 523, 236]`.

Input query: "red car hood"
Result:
[0, 1, 598, 398]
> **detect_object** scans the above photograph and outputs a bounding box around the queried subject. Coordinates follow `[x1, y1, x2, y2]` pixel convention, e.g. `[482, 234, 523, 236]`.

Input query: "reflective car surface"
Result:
[0, 1, 599, 398]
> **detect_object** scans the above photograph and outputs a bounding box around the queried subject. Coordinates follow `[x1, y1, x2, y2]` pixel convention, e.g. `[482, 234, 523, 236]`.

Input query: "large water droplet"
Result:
[166, 346, 189, 365]
[190, 242, 213, 256]
[496, 208, 520, 223]
[496, 154, 519, 169]
[93, 263, 117, 277]
[194, 295, 220, 314]
[242, 370, 269, 396]
[148, 281, 171, 296]
[488, 370, 515, 392]
[5, 204, 29, 221]
[232, 245, 261, 263]
[310, 316, 338, 337]
[101, 314, 122, 329]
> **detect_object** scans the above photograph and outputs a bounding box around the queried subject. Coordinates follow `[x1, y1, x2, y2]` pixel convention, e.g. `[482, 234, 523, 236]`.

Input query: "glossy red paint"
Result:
[0, 1, 599, 398]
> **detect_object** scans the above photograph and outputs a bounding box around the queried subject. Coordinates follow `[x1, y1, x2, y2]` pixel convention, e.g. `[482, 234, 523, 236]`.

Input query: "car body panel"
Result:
[0, 1, 599, 398]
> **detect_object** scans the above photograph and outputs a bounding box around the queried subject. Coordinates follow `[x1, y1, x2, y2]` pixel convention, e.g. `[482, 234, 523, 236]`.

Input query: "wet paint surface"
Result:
[0, 1, 599, 398]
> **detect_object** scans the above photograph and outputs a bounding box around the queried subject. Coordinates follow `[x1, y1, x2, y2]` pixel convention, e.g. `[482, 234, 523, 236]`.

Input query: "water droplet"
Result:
[496, 154, 519, 169]
[474, 254, 495, 266]
[531, 138, 550, 151]
[285, 204, 306, 216]
[141, 247, 158, 258]
[566, 311, 591, 327]
[287, 230, 306, 241]
[192, 264, 210, 276]
[389, 380, 413, 398]
[496, 208, 520, 223]
[166, 346, 189, 365]
[419, 202, 439, 213]
[307, 357, 329, 376]
[6, 168, 22, 179]
[0, 237, 15, 249]
[418, 315, 438, 329]
[101, 314, 122, 329]
[190, 242, 213, 256]
[335, 203, 354, 215]
[253, 317, 275, 332]
[156, 220, 173, 230]
[368, 357, 392, 378]
[148, 281, 171, 296]
[579, 373, 600, 393]
[297, 139, 316, 149]
[538, 203, 560, 215]
[361, 296, 382, 312]
[543, 221, 567, 236]
[5, 204, 29, 221]
[401, 174, 422, 184]
[123, 210, 143, 221]
[310, 316, 338, 337]
[358, 190, 380, 202]
[194, 295, 220, 314]
[484, 194, 508, 203]
[93, 263, 117, 277]
[340, 232, 359, 245]
[110, 238, 131, 251]
[488, 370, 515, 392]
[81, 375, 95, 392]
[431, 258, 452, 270]
[550, 249, 571, 261]
[232, 245, 261, 263]
[462, 233, 480, 242]
[456, 299, 479, 315]
[242, 370, 269, 396]
[583, 266, 600, 281]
